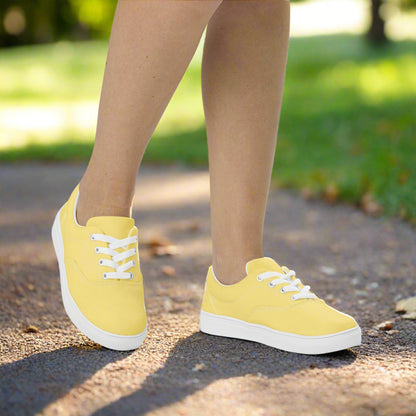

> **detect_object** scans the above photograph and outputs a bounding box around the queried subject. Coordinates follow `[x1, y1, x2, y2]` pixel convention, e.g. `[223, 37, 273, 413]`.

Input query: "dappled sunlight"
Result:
[290, 0, 368, 37]
[290, 0, 416, 40]
[0, 101, 97, 149]
[321, 54, 416, 104]
[0, 47, 204, 150]
[0, 98, 204, 150]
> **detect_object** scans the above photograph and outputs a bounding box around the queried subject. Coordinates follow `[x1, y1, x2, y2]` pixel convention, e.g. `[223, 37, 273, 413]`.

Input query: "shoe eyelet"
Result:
[256, 276, 262, 282]
[103, 273, 107, 279]
[99, 260, 104, 265]
[280, 287, 286, 294]
[129, 273, 134, 279]
[90, 235, 95, 241]
[268, 282, 275, 288]
[291, 295, 296, 301]
[95, 247, 100, 253]
[132, 260, 136, 266]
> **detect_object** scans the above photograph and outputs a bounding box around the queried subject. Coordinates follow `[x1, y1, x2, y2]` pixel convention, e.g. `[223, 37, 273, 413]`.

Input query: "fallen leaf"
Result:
[24, 325, 38, 333]
[403, 312, 416, 320]
[162, 265, 176, 277]
[395, 296, 416, 314]
[361, 193, 383, 216]
[376, 320, 394, 331]
[151, 245, 179, 257]
[174, 221, 200, 232]
[187, 222, 200, 232]
[145, 235, 173, 248]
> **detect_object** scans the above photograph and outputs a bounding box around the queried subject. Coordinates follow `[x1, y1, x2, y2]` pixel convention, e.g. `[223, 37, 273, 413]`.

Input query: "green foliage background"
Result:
[1, 0, 416, 47]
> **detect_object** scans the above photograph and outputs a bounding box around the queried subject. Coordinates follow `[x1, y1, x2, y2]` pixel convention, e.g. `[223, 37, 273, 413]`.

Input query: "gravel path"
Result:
[0, 163, 415, 416]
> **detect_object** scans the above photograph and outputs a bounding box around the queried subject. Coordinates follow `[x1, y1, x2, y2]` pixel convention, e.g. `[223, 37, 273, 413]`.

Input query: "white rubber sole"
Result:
[51, 209, 147, 351]
[199, 310, 361, 355]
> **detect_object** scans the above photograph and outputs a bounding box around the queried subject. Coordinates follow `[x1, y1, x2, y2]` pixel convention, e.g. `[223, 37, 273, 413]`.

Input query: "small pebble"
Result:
[192, 363, 206, 372]
[355, 290, 368, 297]
[366, 329, 379, 337]
[319, 266, 336, 276]
[366, 282, 379, 290]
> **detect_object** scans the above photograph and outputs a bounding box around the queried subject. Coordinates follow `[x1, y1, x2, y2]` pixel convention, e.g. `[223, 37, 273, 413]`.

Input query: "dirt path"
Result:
[0, 163, 415, 416]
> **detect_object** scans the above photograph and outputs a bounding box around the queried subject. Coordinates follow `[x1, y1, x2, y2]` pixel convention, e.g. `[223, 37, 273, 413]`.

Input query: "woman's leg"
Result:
[202, 0, 290, 284]
[77, 0, 222, 225]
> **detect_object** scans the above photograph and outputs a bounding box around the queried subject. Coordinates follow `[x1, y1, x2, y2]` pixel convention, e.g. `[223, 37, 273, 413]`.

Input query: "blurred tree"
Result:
[368, 0, 416, 44]
[368, 0, 388, 43]
[0, 1, 80, 47]
[0, 0, 116, 47]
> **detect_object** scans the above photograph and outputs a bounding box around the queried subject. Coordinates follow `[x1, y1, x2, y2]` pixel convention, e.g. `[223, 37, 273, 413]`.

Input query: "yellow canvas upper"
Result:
[201, 257, 357, 336]
[59, 186, 146, 336]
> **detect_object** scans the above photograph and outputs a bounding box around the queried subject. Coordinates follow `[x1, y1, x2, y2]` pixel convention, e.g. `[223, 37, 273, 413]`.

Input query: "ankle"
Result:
[212, 251, 263, 285]
[76, 180, 133, 226]
[76, 198, 132, 226]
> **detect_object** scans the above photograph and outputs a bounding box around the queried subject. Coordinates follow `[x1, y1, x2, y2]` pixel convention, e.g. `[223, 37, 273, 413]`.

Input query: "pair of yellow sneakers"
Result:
[52, 186, 361, 354]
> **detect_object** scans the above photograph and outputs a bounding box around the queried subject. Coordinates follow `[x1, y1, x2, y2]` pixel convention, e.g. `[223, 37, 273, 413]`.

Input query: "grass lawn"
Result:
[0, 35, 415, 222]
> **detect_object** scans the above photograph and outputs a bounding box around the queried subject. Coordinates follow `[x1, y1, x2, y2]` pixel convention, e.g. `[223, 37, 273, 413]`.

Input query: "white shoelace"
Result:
[256, 267, 316, 301]
[91, 233, 137, 280]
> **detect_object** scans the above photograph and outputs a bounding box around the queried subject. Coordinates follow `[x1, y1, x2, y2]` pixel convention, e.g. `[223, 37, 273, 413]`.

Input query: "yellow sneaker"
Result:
[51, 185, 147, 350]
[200, 257, 361, 355]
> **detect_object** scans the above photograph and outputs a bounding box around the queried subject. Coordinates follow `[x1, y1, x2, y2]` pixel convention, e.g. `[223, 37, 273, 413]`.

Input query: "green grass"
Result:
[0, 35, 415, 221]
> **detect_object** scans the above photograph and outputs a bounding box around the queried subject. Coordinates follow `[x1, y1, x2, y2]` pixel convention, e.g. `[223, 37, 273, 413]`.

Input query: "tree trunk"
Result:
[367, 0, 388, 44]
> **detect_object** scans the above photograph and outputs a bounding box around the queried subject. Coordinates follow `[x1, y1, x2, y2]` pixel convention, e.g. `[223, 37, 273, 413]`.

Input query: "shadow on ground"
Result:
[93, 332, 356, 415]
[0, 346, 131, 416]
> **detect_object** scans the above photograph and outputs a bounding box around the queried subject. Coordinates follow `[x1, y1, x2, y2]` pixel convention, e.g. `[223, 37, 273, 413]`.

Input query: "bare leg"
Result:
[202, 0, 290, 284]
[77, 0, 222, 225]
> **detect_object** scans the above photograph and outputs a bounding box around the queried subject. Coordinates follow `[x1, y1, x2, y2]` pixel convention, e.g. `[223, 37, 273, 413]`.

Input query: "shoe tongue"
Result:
[86, 216, 135, 239]
[245, 257, 283, 275]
